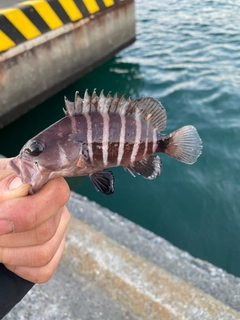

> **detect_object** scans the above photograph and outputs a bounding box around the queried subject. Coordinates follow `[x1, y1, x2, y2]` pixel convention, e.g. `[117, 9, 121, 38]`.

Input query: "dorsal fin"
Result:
[63, 90, 167, 131]
[63, 96, 75, 116]
[132, 97, 167, 131]
[74, 91, 83, 114]
[63, 89, 133, 117]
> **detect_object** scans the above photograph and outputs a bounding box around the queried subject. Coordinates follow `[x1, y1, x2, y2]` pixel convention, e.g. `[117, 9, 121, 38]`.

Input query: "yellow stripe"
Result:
[82, 0, 100, 14]
[103, 0, 114, 7]
[0, 30, 16, 51]
[58, 0, 83, 21]
[20, 0, 63, 30]
[0, 8, 41, 40]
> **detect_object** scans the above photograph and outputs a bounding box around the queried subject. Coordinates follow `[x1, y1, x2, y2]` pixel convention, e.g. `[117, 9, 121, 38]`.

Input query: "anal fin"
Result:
[125, 155, 162, 180]
[89, 169, 115, 195]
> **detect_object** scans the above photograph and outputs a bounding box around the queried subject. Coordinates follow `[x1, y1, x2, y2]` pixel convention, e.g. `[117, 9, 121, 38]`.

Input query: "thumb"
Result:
[0, 170, 30, 204]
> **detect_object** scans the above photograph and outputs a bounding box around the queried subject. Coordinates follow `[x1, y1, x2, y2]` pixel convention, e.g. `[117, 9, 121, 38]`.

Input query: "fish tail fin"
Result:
[157, 125, 202, 164]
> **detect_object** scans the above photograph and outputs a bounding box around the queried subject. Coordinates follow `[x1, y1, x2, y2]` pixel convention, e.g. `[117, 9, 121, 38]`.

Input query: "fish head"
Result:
[10, 118, 82, 193]
[10, 141, 49, 194]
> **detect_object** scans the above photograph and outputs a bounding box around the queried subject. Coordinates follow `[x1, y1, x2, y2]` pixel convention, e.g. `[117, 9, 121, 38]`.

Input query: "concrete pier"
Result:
[0, 0, 135, 128]
[4, 192, 240, 320]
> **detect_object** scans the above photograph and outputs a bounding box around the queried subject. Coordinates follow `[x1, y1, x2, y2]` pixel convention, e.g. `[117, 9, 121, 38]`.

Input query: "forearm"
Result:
[0, 264, 34, 319]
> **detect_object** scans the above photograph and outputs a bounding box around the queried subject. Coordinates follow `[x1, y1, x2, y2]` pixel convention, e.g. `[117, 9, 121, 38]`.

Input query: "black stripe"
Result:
[91, 113, 104, 164]
[0, 15, 26, 45]
[108, 113, 121, 165]
[74, 0, 90, 17]
[48, 0, 71, 24]
[95, 0, 106, 10]
[121, 116, 136, 165]
[19, 5, 51, 33]
[71, 114, 88, 149]
[147, 126, 154, 155]
[137, 120, 147, 158]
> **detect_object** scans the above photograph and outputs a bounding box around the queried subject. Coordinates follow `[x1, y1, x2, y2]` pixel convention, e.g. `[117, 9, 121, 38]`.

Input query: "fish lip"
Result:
[10, 157, 40, 185]
[10, 157, 50, 193]
[9, 158, 22, 177]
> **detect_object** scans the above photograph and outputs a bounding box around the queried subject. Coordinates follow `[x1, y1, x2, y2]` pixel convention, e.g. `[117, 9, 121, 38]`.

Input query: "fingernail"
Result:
[9, 177, 22, 190]
[0, 220, 13, 235]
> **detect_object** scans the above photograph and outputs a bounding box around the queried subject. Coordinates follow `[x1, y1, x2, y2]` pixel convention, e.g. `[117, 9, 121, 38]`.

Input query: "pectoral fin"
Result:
[89, 169, 115, 195]
[125, 155, 162, 180]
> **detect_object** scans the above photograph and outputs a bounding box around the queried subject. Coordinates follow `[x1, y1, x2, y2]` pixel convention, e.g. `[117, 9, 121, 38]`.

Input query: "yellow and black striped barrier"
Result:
[0, 0, 122, 52]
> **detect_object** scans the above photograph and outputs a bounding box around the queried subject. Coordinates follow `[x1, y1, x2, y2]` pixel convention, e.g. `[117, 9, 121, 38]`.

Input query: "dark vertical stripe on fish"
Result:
[108, 113, 122, 166]
[120, 115, 136, 165]
[70, 116, 78, 135]
[56, 116, 72, 137]
[91, 113, 104, 165]
[101, 113, 110, 167]
[83, 113, 93, 163]
[67, 115, 89, 165]
[147, 124, 154, 156]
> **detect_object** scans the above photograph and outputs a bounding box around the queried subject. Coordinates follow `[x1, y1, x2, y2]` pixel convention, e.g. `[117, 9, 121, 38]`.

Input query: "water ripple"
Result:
[117, 0, 240, 276]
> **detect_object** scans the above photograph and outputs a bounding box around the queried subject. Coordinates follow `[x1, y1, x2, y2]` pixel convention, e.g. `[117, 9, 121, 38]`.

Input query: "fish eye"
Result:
[25, 141, 45, 157]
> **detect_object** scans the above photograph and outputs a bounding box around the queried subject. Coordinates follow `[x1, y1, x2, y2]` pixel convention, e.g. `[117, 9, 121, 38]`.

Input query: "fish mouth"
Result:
[10, 157, 49, 193]
[10, 157, 34, 184]
[9, 157, 22, 178]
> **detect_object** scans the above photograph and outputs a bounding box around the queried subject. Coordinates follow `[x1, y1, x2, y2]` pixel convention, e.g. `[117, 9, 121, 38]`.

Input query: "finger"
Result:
[5, 235, 66, 283]
[0, 206, 67, 248]
[0, 170, 30, 204]
[0, 177, 70, 233]
[0, 158, 13, 171]
[0, 205, 70, 267]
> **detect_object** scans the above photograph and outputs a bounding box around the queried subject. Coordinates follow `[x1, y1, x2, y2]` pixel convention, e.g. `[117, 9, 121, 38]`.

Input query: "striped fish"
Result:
[10, 90, 202, 195]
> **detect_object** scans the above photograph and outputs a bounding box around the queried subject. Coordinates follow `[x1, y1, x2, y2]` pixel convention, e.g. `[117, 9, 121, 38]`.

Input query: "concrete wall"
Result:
[0, 0, 135, 128]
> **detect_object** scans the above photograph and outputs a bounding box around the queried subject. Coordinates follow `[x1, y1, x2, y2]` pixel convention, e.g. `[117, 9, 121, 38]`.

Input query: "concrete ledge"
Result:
[65, 216, 240, 319]
[68, 193, 240, 312]
[0, 0, 135, 128]
[5, 192, 240, 319]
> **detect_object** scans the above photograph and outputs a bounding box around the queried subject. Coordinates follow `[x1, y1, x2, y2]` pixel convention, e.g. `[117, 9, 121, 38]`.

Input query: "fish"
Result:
[10, 89, 202, 195]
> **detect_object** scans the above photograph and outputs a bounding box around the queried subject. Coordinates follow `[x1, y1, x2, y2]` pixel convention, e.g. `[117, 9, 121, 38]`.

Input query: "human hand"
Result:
[0, 158, 71, 283]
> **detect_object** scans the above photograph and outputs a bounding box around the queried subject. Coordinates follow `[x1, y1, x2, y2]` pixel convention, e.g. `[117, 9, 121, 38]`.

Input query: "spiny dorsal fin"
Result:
[63, 96, 75, 116]
[82, 89, 91, 113]
[74, 91, 83, 114]
[63, 90, 167, 132]
[132, 97, 167, 131]
[63, 89, 133, 117]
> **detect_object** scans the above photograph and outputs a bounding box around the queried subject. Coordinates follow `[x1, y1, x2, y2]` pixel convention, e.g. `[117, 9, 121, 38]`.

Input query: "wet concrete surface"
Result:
[4, 192, 240, 320]
[4, 257, 142, 320]
[68, 193, 240, 312]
